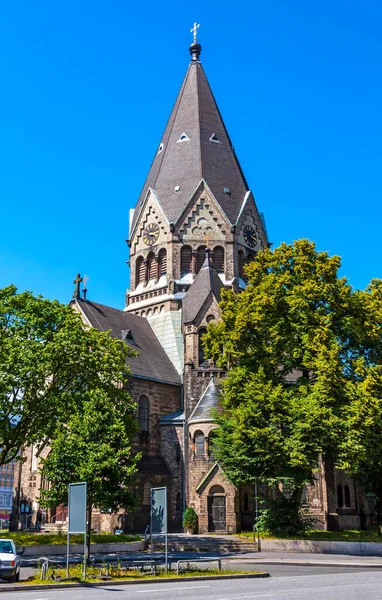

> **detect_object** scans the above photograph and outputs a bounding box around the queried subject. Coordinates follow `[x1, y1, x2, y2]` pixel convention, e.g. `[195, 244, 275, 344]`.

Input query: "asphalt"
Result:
[3, 570, 382, 599]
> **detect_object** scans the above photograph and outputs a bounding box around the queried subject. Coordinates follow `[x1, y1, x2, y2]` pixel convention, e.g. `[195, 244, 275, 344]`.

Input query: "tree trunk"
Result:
[86, 505, 92, 561]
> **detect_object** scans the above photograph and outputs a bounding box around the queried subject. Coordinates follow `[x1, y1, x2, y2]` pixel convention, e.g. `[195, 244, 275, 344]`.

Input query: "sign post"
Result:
[67, 482, 87, 579]
[151, 487, 168, 573]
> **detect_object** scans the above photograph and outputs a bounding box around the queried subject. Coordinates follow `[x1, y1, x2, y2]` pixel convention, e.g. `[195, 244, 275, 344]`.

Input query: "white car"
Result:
[0, 539, 23, 583]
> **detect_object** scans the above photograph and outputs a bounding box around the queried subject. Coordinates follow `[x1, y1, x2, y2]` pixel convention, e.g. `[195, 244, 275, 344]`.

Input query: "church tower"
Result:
[125, 33, 269, 379]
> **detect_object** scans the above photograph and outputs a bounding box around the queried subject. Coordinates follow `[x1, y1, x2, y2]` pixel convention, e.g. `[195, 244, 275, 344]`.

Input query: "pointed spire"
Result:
[182, 250, 224, 324]
[201, 247, 213, 269]
[130, 36, 255, 236]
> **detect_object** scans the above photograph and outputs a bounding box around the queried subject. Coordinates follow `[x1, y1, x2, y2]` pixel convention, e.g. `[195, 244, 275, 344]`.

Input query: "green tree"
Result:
[39, 389, 139, 558]
[0, 285, 135, 465]
[203, 240, 366, 532]
[337, 278, 382, 531]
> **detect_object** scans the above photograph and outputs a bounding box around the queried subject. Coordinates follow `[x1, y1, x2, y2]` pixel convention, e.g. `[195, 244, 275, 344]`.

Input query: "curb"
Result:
[0, 572, 270, 593]
[227, 559, 382, 569]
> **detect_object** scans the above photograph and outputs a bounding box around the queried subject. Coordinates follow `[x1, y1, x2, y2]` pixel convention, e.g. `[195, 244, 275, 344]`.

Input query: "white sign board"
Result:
[151, 487, 167, 534]
[68, 482, 87, 534]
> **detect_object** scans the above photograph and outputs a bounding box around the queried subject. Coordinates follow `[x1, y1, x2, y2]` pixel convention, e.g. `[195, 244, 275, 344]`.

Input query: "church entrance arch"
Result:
[208, 485, 226, 532]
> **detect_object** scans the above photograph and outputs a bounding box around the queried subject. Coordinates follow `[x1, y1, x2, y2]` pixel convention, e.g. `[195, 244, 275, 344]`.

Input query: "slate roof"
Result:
[182, 251, 224, 324]
[74, 299, 181, 386]
[131, 48, 250, 234]
[160, 410, 185, 425]
[188, 378, 222, 424]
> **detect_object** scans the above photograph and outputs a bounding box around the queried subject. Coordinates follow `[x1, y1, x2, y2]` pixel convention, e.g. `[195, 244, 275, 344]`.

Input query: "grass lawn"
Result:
[237, 530, 382, 543]
[0, 531, 142, 546]
[22, 564, 264, 585]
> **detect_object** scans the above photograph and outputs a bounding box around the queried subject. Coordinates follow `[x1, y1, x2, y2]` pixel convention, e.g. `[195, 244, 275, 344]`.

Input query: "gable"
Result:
[130, 189, 169, 254]
[236, 195, 268, 251]
[177, 182, 230, 242]
[195, 462, 237, 495]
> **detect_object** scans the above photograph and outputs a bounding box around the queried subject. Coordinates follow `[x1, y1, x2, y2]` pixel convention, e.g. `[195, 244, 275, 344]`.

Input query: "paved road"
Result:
[2, 570, 382, 599]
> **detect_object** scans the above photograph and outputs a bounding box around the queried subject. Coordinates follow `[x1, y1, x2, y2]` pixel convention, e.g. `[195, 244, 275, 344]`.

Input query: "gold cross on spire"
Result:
[190, 22, 200, 43]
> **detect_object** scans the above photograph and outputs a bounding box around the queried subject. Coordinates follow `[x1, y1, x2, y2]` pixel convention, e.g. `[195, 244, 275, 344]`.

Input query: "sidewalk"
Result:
[21, 549, 382, 569]
[230, 551, 382, 568]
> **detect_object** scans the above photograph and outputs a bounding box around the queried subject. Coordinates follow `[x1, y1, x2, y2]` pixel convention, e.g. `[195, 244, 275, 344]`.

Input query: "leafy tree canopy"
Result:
[0, 285, 136, 464]
[39, 389, 139, 555]
[204, 240, 381, 494]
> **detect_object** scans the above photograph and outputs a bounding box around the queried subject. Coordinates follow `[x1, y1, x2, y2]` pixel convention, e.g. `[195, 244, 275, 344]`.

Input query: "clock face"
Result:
[143, 223, 160, 246]
[243, 225, 257, 248]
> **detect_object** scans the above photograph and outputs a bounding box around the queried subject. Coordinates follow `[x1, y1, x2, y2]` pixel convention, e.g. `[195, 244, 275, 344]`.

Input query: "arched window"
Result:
[301, 485, 309, 506]
[198, 327, 208, 366]
[147, 252, 156, 281]
[196, 246, 207, 273]
[138, 396, 149, 432]
[213, 246, 224, 273]
[337, 484, 343, 508]
[344, 484, 351, 507]
[243, 492, 249, 512]
[238, 250, 245, 280]
[176, 492, 181, 511]
[195, 432, 205, 456]
[181, 246, 192, 276]
[158, 249, 167, 277]
[136, 256, 145, 286]
[209, 431, 216, 459]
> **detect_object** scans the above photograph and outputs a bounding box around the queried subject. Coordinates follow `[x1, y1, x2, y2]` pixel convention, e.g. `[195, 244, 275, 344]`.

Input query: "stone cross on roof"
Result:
[72, 273, 83, 300]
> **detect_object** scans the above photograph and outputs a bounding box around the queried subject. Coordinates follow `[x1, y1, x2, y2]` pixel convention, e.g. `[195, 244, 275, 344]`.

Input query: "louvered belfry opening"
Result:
[213, 246, 224, 273]
[147, 252, 156, 281]
[158, 249, 167, 277]
[136, 256, 145, 286]
[181, 245, 192, 276]
[238, 250, 245, 280]
[196, 245, 207, 273]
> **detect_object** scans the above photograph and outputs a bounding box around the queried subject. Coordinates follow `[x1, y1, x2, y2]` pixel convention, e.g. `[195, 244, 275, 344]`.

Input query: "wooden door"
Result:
[208, 495, 226, 531]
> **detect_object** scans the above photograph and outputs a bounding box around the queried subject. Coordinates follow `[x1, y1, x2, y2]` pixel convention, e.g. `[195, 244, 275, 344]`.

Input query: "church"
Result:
[12, 32, 374, 534]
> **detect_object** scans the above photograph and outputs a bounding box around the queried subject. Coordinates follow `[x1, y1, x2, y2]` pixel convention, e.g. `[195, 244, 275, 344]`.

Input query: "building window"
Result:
[136, 256, 145, 286]
[195, 433, 205, 456]
[337, 484, 343, 508]
[301, 485, 309, 506]
[147, 252, 156, 281]
[238, 250, 245, 280]
[198, 327, 208, 366]
[210, 133, 221, 143]
[158, 249, 167, 277]
[177, 132, 190, 142]
[196, 246, 207, 273]
[138, 396, 149, 432]
[344, 484, 351, 507]
[174, 442, 181, 462]
[212, 246, 224, 273]
[243, 492, 249, 512]
[181, 246, 192, 276]
[143, 482, 151, 505]
[176, 492, 181, 511]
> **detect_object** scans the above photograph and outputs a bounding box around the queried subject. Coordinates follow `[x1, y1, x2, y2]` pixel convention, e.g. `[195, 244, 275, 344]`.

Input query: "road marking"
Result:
[217, 595, 276, 600]
[137, 585, 210, 593]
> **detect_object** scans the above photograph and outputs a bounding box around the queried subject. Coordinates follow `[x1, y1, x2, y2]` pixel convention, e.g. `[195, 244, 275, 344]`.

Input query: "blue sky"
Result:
[0, 0, 381, 308]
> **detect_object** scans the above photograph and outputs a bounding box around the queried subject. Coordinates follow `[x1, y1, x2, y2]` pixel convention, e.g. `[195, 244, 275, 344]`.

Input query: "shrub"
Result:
[183, 507, 198, 530]
[257, 498, 314, 538]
